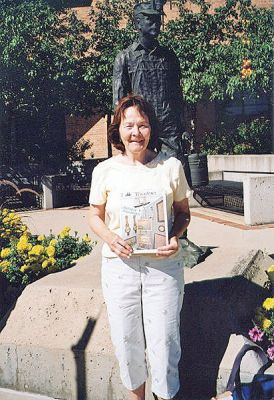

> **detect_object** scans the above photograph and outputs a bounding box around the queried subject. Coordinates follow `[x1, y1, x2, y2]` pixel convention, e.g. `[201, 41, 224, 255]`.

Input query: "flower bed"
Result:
[0, 208, 96, 318]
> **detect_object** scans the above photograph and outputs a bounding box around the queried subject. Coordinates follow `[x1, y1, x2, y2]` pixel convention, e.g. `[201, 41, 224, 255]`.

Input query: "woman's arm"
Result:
[156, 198, 190, 257]
[89, 204, 132, 258]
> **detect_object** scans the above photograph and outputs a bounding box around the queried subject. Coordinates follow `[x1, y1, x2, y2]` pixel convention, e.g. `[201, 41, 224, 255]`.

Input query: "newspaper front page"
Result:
[120, 191, 168, 254]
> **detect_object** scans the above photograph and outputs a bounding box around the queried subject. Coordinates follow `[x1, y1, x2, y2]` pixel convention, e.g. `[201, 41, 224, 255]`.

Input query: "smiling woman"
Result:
[118, 106, 151, 159]
[88, 94, 190, 400]
[108, 95, 160, 156]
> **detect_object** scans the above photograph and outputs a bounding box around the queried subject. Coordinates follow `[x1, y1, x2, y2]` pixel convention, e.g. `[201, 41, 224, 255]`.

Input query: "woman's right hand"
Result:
[108, 234, 133, 258]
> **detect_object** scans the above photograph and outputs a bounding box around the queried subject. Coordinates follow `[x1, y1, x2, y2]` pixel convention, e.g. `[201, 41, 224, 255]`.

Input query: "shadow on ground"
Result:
[71, 318, 97, 400]
[178, 276, 268, 399]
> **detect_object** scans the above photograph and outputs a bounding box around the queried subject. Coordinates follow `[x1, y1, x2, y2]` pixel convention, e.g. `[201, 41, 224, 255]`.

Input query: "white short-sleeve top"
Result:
[89, 151, 190, 257]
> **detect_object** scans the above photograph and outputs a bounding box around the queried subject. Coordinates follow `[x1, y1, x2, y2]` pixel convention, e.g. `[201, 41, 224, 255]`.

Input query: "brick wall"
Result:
[65, 114, 108, 159]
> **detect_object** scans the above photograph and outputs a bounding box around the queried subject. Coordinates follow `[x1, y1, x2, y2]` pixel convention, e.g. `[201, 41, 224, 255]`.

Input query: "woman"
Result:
[89, 95, 190, 400]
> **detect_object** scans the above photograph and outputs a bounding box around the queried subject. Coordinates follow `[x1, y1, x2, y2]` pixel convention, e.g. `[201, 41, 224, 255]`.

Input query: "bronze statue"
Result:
[113, 0, 185, 159]
[112, 1, 209, 268]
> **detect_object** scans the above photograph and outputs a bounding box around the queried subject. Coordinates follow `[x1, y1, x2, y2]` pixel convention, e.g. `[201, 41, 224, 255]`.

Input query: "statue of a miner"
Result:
[113, 0, 209, 268]
[113, 0, 185, 160]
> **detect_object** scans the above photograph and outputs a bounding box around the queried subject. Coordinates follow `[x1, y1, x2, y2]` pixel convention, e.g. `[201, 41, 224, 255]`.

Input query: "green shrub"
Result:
[201, 117, 272, 155]
[235, 117, 272, 154]
[0, 209, 96, 287]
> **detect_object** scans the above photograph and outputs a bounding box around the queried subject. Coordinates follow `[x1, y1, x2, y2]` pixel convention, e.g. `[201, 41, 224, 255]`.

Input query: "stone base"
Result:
[0, 248, 273, 400]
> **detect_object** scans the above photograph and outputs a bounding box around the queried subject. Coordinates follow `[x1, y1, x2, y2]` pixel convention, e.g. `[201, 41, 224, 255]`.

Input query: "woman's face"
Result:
[119, 106, 151, 156]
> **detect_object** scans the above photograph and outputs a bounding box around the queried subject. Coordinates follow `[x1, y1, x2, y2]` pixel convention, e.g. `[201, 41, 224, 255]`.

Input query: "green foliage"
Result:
[87, 0, 137, 113]
[235, 117, 272, 154]
[0, 208, 28, 248]
[1, 0, 272, 116]
[162, 0, 273, 104]
[0, 0, 94, 116]
[0, 208, 96, 287]
[67, 138, 94, 161]
[201, 116, 272, 154]
[87, 0, 272, 121]
[1, 0, 272, 147]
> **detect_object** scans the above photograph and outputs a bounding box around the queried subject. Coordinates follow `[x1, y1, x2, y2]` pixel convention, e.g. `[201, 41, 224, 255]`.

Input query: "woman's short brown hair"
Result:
[108, 95, 161, 153]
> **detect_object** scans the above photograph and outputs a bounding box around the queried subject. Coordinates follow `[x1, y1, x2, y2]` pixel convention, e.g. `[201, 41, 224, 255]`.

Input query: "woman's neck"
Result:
[121, 150, 155, 165]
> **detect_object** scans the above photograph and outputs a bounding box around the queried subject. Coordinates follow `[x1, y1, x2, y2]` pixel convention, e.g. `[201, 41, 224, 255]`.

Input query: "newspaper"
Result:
[120, 191, 168, 254]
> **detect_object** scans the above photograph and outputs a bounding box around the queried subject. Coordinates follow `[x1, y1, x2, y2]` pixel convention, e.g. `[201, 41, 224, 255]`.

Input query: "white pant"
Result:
[101, 255, 184, 399]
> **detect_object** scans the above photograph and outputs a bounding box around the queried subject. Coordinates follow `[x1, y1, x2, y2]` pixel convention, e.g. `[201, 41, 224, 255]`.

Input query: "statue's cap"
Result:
[134, 1, 165, 17]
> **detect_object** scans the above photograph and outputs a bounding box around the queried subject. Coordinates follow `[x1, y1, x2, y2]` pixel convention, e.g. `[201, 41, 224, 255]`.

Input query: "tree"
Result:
[163, 0, 272, 101]
[87, 0, 272, 148]
[87, 0, 137, 115]
[0, 0, 95, 116]
[161, 0, 272, 146]
[0, 0, 95, 168]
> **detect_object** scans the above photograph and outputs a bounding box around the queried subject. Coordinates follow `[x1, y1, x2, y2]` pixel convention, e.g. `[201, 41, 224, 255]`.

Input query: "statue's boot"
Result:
[180, 236, 212, 269]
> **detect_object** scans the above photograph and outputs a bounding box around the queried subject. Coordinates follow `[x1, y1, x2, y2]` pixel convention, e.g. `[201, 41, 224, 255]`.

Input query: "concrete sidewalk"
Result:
[0, 387, 56, 400]
[0, 207, 273, 400]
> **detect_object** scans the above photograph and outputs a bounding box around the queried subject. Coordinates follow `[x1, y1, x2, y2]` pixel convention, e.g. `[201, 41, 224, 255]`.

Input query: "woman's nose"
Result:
[131, 125, 140, 135]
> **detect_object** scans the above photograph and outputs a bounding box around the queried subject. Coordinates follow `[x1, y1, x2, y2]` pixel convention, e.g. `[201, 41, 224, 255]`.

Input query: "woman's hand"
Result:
[156, 236, 179, 257]
[107, 233, 133, 258]
[89, 204, 132, 258]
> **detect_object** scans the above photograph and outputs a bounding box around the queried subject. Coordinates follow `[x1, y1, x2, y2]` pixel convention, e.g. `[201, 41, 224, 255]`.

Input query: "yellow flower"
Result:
[46, 245, 55, 257]
[37, 235, 45, 241]
[59, 226, 71, 238]
[21, 225, 28, 232]
[0, 260, 10, 272]
[2, 217, 10, 223]
[29, 245, 44, 256]
[17, 235, 29, 251]
[20, 264, 29, 273]
[48, 257, 56, 265]
[1, 248, 11, 258]
[82, 234, 91, 243]
[8, 212, 15, 219]
[42, 260, 49, 269]
[17, 241, 29, 252]
[263, 318, 272, 330]
[19, 232, 29, 243]
[262, 297, 274, 311]
[49, 239, 57, 246]
[267, 265, 274, 273]
[1, 209, 9, 216]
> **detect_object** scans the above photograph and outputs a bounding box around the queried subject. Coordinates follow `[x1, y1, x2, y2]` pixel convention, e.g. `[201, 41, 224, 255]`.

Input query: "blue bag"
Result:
[226, 344, 274, 400]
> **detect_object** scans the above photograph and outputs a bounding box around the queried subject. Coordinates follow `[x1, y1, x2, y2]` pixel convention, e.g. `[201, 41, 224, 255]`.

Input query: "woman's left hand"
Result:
[156, 236, 179, 257]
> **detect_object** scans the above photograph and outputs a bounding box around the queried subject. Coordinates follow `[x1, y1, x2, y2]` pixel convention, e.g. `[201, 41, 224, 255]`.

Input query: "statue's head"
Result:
[133, 1, 166, 39]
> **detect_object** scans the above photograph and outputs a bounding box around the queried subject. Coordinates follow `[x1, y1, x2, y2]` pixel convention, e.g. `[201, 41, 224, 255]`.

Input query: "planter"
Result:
[186, 153, 209, 188]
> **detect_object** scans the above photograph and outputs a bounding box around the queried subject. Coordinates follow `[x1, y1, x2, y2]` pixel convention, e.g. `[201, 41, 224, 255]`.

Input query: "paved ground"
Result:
[0, 388, 55, 400]
[0, 206, 273, 400]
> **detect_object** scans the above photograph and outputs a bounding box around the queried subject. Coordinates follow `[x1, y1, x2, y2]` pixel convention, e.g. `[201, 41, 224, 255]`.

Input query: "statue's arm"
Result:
[112, 51, 131, 108]
[171, 49, 186, 154]
[171, 50, 184, 107]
